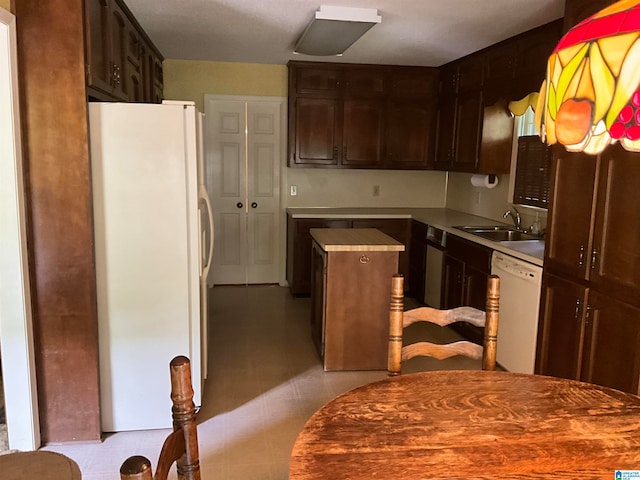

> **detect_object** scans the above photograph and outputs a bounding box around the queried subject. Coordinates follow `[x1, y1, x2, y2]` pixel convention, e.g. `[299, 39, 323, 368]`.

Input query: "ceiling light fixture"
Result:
[294, 6, 381, 56]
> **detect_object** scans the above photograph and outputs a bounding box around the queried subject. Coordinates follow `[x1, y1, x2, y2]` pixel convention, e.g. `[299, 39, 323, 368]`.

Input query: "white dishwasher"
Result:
[491, 251, 543, 374]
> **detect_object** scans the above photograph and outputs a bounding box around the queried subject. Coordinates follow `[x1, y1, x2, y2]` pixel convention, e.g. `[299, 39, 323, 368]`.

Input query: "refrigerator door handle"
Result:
[199, 184, 215, 278]
[198, 185, 214, 278]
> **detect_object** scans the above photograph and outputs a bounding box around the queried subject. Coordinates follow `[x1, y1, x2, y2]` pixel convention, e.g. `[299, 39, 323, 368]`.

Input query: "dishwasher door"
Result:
[491, 251, 543, 374]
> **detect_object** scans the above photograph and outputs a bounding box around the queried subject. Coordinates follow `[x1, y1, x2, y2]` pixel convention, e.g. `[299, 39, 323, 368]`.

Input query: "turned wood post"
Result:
[483, 275, 500, 371]
[168, 356, 200, 480]
[120, 456, 153, 480]
[388, 274, 405, 376]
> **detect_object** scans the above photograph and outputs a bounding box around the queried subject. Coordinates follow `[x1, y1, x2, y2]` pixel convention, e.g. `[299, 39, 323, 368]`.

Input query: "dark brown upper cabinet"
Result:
[563, 0, 618, 32]
[434, 19, 561, 174]
[288, 61, 438, 170]
[85, 0, 164, 103]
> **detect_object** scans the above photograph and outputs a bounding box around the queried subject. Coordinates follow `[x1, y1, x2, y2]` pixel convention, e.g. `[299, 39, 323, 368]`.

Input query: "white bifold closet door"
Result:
[205, 95, 283, 285]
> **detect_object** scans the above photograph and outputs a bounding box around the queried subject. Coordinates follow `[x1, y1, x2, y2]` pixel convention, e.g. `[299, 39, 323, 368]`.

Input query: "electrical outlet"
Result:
[290, 185, 297, 196]
[373, 185, 380, 197]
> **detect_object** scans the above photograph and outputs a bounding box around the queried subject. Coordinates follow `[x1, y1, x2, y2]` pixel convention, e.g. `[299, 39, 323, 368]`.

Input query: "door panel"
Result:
[208, 101, 247, 284]
[536, 274, 587, 380]
[218, 213, 244, 266]
[247, 102, 281, 283]
[591, 144, 640, 301]
[544, 147, 598, 280]
[294, 98, 339, 165]
[583, 290, 640, 395]
[342, 100, 384, 167]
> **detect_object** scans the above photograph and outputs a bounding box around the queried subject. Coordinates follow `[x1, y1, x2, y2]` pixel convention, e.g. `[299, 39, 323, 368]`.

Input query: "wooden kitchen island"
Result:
[310, 228, 404, 371]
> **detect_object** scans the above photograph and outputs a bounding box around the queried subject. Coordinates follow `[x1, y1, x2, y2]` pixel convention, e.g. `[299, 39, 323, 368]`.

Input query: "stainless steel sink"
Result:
[454, 225, 540, 242]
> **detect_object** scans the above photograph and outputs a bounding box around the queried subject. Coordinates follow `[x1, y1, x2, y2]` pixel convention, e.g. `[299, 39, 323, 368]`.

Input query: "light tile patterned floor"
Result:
[43, 285, 481, 479]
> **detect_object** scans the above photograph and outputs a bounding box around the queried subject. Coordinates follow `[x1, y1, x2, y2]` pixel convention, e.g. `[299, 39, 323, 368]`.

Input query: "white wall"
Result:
[285, 168, 448, 208]
[446, 171, 547, 230]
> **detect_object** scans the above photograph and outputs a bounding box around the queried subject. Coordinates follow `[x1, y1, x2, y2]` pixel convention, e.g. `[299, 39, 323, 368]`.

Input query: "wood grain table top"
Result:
[0, 450, 82, 479]
[289, 370, 640, 479]
[310, 228, 405, 252]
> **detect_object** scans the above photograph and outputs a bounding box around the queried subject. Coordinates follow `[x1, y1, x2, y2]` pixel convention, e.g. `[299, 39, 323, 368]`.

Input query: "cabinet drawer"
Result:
[446, 234, 492, 273]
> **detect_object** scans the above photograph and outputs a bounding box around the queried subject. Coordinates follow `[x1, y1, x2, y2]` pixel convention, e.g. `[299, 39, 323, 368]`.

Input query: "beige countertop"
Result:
[310, 228, 405, 252]
[288, 207, 544, 266]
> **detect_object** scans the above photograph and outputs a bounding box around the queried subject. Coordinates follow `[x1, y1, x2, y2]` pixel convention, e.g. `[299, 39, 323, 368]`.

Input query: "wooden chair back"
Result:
[119, 355, 201, 480]
[388, 274, 500, 375]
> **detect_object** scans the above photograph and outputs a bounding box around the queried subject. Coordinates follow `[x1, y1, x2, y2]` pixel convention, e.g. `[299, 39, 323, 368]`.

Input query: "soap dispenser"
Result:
[530, 212, 541, 235]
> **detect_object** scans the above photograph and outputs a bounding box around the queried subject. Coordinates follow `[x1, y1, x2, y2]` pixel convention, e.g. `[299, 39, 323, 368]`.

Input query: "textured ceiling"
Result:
[125, 0, 565, 67]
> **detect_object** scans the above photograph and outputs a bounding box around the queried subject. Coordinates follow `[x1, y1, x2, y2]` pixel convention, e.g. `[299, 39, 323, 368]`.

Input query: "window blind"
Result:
[513, 135, 551, 209]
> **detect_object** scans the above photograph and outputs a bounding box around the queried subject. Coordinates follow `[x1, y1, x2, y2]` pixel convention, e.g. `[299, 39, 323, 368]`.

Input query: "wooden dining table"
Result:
[289, 370, 640, 479]
[0, 450, 81, 479]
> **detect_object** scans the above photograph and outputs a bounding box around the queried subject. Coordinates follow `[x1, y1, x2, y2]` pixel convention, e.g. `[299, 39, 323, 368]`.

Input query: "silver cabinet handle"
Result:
[578, 245, 585, 266]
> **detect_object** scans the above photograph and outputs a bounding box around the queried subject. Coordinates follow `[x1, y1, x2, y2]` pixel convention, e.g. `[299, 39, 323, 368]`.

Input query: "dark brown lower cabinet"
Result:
[443, 234, 492, 345]
[287, 215, 411, 295]
[537, 273, 640, 395]
[287, 218, 350, 295]
[408, 221, 428, 303]
[310, 242, 398, 371]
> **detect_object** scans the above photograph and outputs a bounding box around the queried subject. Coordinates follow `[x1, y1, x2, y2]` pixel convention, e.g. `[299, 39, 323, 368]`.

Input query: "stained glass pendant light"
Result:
[536, 0, 640, 154]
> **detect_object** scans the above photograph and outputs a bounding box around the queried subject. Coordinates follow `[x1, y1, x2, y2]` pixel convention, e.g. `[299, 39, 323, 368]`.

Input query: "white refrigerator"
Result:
[89, 101, 214, 432]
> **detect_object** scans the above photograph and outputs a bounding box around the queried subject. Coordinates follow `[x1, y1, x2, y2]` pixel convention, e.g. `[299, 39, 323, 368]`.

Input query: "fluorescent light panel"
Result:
[294, 6, 381, 56]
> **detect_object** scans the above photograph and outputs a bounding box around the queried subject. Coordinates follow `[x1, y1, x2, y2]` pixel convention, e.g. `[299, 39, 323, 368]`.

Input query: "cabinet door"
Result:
[151, 52, 164, 103]
[344, 68, 385, 99]
[544, 147, 598, 280]
[591, 144, 640, 302]
[443, 255, 464, 309]
[434, 95, 456, 170]
[342, 100, 384, 168]
[514, 21, 562, 100]
[295, 66, 342, 97]
[85, 0, 113, 96]
[124, 19, 143, 102]
[536, 274, 587, 381]
[464, 265, 488, 311]
[388, 68, 438, 101]
[453, 91, 482, 172]
[483, 42, 516, 105]
[459, 264, 488, 345]
[582, 290, 640, 394]
[457, 57, 483, 93]
[477, 98, 514, 174]
[291, 98, 340, 166]
[385, 102, 435, 169]
[409, 221, 428, 303]
[286, 218, 350, 295]
[108, 0, 128, 101]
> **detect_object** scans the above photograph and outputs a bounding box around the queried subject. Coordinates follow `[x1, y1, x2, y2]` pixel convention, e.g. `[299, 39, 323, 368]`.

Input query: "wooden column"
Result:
[15, 0, 101, 442]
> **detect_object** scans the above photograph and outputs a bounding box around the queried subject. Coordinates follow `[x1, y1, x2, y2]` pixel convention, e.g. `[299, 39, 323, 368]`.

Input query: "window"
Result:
[509, 107, 551, 209]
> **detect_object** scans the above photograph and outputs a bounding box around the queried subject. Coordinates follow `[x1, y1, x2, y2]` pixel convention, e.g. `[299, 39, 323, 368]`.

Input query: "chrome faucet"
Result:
[503, 207, 522, 230]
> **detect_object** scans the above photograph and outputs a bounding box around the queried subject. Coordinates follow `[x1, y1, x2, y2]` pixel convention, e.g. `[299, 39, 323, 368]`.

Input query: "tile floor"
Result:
[43, 284, 482, 479]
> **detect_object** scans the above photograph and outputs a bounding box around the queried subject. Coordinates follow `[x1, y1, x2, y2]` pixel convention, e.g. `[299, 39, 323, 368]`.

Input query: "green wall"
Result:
[163, 59, 287, 111]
